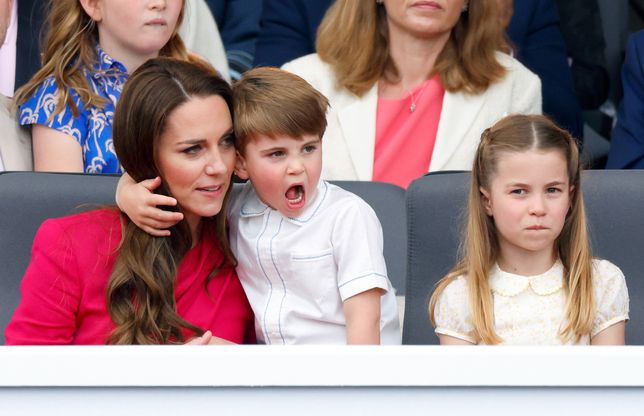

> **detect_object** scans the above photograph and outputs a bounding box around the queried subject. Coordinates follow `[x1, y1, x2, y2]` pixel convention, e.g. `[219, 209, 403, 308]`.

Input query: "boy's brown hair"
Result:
[233, 67, 329, 154]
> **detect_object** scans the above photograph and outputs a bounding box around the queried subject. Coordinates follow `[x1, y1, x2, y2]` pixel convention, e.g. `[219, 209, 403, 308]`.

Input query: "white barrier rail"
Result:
[1, 345, 643, 415]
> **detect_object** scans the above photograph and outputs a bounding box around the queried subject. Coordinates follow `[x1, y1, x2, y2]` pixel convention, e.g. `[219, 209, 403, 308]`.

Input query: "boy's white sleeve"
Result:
[331, 199, 390, 301]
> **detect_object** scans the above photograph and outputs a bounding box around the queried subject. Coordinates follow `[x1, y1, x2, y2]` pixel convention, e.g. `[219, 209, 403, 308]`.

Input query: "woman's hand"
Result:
[116, 173, 183, 236]
[185, 330, 235, 345]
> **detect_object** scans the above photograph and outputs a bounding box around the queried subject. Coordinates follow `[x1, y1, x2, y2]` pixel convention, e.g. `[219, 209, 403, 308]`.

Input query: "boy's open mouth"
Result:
[285, 185, 305, 209]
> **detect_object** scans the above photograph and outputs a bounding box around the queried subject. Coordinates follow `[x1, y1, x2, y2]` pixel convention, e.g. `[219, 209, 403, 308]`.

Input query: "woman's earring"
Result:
[462, 1, 469, 12]
[376, 0, 384, 4]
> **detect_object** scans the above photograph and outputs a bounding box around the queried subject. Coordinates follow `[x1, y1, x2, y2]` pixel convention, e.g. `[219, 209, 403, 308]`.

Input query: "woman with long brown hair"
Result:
[6, 57, 254, 345]
[282, 0, 541, 188]
[14, 0, 196, 174]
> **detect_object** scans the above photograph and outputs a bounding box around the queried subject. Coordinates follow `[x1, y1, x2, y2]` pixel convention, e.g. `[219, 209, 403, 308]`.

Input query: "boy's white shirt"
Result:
[228, 180, 401, 345]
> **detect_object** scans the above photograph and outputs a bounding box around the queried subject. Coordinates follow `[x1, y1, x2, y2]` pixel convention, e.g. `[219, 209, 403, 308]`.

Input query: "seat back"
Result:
[403, 172, 468, 344]
[0, 172, 119, 344]
[403, 170, 644, 345]
[332, 181, 407, 296]
[584, 170, 644, 345]
[0, 173, 408, 344]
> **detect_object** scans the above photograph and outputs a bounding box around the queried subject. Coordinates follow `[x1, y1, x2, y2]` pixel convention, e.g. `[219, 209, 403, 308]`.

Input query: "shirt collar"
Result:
[240, 180, 328, 226]
[92, 44, 128, 77]
[489, 260, 564, 297]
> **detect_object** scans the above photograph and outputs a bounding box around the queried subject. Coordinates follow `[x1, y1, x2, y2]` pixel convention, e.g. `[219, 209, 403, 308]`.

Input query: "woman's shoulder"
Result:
[494, 52, 540, 84]
[282, 53, 327, 73]
[281, 53, 340, 94]
[39, 208, 121, 240]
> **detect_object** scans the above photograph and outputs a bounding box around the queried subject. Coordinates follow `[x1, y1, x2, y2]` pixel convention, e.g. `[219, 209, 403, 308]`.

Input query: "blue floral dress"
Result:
[19, 45, 128, 174]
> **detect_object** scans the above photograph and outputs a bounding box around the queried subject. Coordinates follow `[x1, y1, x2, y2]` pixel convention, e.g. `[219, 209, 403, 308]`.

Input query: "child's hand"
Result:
[116, 173, 183, 237]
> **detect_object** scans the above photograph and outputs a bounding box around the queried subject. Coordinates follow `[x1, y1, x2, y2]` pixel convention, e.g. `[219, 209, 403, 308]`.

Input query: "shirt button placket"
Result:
[258, 212, 284, 344]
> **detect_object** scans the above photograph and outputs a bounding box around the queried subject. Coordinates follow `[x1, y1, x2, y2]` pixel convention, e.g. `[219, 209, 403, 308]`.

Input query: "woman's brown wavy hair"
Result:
[108, 57, 236, 344]
[429, 114, 593, 344]
[13, 0, 191, 118]
[316, 0, 509, 96]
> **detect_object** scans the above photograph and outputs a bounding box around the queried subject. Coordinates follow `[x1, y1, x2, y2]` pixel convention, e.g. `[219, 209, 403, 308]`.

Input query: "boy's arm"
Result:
[343, 288, 382, 344]
[116, 173, 183, 236]
[331, 192, 396, 344]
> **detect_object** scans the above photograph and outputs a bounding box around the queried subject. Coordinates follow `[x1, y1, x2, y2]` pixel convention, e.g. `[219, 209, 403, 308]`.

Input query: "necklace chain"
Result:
[405, 80, 429, 114]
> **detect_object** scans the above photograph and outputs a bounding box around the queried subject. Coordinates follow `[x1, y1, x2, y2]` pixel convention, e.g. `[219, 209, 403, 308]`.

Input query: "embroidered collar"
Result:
[240, 180, 328, 226]
[91, 44, 129, 78]
[489, 261, 564, 297]
[239, 184, 270, 217]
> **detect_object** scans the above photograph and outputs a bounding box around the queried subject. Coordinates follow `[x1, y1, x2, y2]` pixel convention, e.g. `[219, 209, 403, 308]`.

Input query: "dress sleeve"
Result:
[591, 260, 630, 337]
[4, 219, 82, 345]
[332, 198, 390, 301]
[17, 77, 88, 145]
[433, 277, 477, 343]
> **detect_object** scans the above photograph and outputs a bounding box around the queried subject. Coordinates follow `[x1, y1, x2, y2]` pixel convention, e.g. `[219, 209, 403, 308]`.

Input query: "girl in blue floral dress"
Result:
[14, 0, 201, 174]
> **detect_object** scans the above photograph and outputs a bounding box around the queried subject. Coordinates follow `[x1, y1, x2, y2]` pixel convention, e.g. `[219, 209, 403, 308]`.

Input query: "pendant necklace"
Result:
[406, 80, 429, 113]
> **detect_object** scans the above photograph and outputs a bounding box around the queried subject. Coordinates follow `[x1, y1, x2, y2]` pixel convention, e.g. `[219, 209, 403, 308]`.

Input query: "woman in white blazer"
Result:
[282, 0, 541, 184]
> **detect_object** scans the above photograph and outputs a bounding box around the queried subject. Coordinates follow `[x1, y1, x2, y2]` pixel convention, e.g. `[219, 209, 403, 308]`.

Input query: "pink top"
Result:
[5, 209, 255, 345]
[0, 0, 17, 96]
[373, 76, 444, 188]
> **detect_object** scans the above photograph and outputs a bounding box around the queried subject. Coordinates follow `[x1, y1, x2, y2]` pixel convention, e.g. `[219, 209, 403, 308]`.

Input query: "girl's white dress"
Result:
[434, 259, 629, 344]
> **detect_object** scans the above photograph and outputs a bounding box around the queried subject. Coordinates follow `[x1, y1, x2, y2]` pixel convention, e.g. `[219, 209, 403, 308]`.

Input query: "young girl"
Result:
[13, 0, 192, 174]
[429, 114, 629, 345]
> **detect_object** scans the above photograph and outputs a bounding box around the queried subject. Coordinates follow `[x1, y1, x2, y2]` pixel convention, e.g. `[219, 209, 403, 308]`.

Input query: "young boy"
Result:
[117, 68, 400, 345]
[229, 68, 400, 344]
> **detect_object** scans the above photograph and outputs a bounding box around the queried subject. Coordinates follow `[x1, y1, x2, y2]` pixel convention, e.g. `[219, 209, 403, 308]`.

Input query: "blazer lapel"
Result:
[337, 86, 378, 180]
[430, 90, 486, 171]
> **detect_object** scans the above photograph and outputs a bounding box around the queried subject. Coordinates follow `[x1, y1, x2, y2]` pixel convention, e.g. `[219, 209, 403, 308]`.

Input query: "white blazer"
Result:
[0, 95, 32, 171]
[180, 0, 230, 82]
[283, 53, 542, 181]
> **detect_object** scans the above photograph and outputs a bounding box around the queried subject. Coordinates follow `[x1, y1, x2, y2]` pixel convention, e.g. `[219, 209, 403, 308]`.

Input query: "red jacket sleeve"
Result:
[5, 219, 82, 345]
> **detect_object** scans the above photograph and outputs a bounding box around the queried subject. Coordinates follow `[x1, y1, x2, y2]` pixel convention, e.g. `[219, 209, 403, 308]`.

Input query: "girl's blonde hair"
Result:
[315, 0, 509, 97]
[429, 114, 594, 344]
[14, 0, 190, 118]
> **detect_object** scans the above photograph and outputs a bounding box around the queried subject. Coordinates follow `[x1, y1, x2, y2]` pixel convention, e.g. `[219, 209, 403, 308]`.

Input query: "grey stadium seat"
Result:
[332, 181, 407, 297]
[0, 172, 119, 344]
[0, 173, 407, 344]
